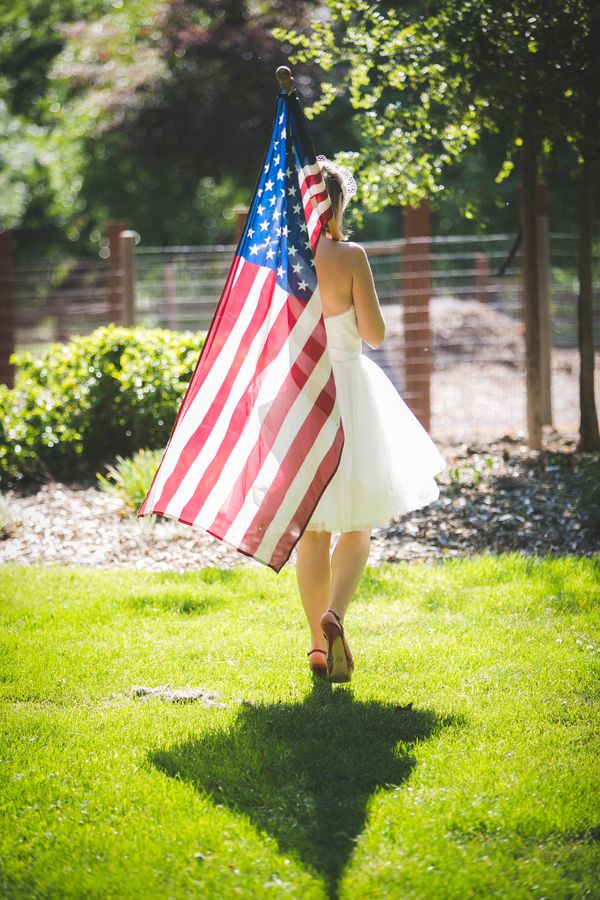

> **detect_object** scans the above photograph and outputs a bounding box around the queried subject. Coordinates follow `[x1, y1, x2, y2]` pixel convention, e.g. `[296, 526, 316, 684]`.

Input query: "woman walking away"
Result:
[297, 157, 446, 683]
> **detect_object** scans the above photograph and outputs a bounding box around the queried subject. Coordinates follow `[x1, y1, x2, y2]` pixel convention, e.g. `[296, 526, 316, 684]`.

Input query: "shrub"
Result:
[0, 325, 205, 488]
[97, 448, 164, 514]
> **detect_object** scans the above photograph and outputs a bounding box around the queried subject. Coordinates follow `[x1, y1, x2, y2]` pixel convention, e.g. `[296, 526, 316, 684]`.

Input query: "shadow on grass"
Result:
[150, 682, 458, 897]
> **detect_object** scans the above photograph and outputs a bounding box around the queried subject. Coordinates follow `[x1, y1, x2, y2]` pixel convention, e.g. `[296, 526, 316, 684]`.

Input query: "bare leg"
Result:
[328, 529, 371, 622]
[296, 530, 332, 651]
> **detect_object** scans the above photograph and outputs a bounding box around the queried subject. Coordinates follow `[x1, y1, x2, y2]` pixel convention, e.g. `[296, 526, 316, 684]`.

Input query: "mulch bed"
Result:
[371, 430, 599, 563]
[2, 430, 598, 571]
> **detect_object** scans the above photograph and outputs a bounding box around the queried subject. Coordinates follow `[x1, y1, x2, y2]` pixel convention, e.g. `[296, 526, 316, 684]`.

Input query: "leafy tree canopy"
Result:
[1, 0, 331, 253]
[277, 0, 600, 219]
[2, 0, 598, 255]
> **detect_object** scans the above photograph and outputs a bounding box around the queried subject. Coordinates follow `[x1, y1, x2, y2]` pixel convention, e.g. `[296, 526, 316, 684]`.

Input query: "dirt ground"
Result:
[2, 431, 597, 572]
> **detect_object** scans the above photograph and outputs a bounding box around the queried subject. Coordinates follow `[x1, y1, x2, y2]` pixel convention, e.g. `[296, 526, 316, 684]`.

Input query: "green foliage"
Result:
[277, 0, 599, 220]
[0, 0, 111, 249]
[2, 0, 595, 250]
[0, 100, 44, 230]
[0, 0, 325, 254]
[0, 0, 110, 117]
[0, 324, 204, 488]
[97, 447, 163, 513]
[276, 1, 488, 214]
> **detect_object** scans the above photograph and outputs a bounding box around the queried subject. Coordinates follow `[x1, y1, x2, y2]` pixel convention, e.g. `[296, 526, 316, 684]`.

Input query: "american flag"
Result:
[137, 88, 344, 572]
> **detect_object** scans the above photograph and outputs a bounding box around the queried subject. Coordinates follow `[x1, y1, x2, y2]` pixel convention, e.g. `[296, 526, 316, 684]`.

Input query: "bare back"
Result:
[314, 235, 386, 348]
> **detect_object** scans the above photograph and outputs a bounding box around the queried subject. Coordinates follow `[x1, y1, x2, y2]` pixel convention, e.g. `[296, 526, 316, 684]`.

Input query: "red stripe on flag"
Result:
[299, 167, 332, 230]
[300, 180, 329, 211]
[176, 257, 257, 420]
[206, 319, 328, 538]
[301, 169, 326, 191]
[237, 369, 340, 562]
[175, 292, 314, 524]
[150, 264, 277, 514]
[142, 255, 250, 522]
[268, 421, 345, 572]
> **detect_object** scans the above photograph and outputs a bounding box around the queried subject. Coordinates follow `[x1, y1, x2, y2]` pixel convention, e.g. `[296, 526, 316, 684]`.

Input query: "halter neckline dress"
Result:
[305, 305, 446, 534]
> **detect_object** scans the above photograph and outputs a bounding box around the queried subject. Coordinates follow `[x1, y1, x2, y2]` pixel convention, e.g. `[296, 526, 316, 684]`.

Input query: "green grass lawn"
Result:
[1, 555, 598, 899]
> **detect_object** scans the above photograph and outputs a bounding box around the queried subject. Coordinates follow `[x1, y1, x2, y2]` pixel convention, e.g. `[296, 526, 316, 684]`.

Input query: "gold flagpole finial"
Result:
[276, 66, 295, 93]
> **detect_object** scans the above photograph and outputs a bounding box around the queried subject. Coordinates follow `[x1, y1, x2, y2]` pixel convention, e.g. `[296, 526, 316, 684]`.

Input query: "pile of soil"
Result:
[379, 297, 524, 368]
[367, 298, 598, 438]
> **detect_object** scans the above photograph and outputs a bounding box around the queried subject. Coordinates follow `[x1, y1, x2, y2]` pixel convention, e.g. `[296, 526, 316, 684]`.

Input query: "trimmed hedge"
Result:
[0, 325, 205, 487]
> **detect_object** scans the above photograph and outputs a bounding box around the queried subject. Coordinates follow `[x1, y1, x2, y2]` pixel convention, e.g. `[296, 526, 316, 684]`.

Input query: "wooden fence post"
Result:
[54, 297, 70, 343]
[402, 201, 432, 431]
[519, 134, 543, 450]
[536, 183, 552, 426]
[234, 207, 248, 243]
[120, 230, 137, 327]
[0, 232, 16, 388]
[517, 176, 551, 442]
[107, 221, 128, 324]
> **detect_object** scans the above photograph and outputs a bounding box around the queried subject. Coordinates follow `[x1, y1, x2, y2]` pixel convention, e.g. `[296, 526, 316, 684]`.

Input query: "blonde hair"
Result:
[323, 172, 347, 241]
[317, 155, 357, 242]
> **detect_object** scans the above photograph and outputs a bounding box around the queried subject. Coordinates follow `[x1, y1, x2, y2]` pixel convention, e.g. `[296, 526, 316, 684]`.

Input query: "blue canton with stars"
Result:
[238, 94, 317, 302]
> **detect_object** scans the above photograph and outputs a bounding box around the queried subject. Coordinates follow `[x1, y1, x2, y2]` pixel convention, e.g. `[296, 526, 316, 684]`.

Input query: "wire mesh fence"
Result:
[11, 256, 110, 352]
[6, 233, 600, 440]
[135, 245, 234, 333]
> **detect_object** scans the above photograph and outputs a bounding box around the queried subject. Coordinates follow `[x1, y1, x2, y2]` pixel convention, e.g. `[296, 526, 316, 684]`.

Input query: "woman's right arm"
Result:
[350, 244, 386, 349]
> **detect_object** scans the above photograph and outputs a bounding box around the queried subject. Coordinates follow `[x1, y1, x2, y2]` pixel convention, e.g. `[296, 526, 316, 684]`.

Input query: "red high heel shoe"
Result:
[307, 648, 328, 676]
[320, 610, 354, 683]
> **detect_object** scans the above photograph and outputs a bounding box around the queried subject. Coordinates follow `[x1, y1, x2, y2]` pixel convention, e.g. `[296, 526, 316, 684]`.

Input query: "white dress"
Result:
[305, 305, 446, 533]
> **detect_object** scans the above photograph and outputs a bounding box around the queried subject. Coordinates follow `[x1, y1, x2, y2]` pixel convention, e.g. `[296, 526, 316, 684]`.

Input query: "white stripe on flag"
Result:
[252, 411, 341, 564]
[296, 165, 330, 244]
[304, 205, 320, 242]
[193, 290, 326, 527]
[143, 263, 269, 512]
[300, 160, 322, 180]
[298, 177, 327, 210]
[222, 342, 335, 549]
[298, 161, 326, 191]
[232, 254, 244, 288]
[313, 197, 332, 218]
[301, 176, 327, 203]
[163, 278, 291, 517]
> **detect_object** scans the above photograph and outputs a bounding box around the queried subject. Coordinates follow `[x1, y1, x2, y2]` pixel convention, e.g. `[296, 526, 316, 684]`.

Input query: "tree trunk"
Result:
[577, 147, 600, 450]
[520, 125, 543, 450]
[536, 184, 552, 425]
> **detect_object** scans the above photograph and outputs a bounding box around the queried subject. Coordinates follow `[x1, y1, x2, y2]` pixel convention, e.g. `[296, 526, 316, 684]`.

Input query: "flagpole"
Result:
[276, 66, 344, 242]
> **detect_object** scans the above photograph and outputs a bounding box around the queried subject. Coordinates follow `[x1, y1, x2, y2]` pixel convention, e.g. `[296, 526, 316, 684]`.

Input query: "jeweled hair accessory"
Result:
[316, 155, 357, 211]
